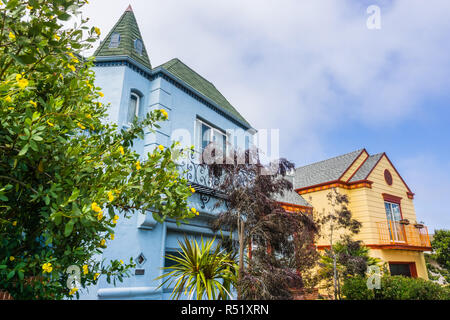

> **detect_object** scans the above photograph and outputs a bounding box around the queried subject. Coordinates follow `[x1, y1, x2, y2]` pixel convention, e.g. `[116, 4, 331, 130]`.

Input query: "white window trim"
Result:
[195, 118, 228, 154]
[127, 92, 140, 125]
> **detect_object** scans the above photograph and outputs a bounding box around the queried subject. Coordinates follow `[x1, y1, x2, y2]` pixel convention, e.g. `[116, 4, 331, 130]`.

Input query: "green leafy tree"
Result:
[156, 236, 238, 300]
[315, 188, 362, 299]
[432, 229, 450, 271]
[0, 0, 194, 299]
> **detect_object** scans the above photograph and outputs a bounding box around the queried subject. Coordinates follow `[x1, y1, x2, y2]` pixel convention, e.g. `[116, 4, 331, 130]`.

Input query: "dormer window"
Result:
[127, 92, 140, 124]
[109, 33, 121, 48]
[134, 39, 143, 55]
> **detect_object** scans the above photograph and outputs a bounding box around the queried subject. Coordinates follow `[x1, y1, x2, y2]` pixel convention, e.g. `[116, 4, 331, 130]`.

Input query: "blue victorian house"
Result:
[81, 6, 309, 300]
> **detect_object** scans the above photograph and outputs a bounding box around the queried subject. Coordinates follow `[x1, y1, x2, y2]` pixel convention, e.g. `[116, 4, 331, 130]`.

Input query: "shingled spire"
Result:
[93, 5, 152, 70]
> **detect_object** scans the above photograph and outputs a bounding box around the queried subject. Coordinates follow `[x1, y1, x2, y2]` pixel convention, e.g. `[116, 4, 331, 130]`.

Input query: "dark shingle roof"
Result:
[294, 149, 364, 189]
[348, 153, 384, 182]
[93, 6, 152, 70]
[158, 58, 251, 128]
[273, 189, 311, 207]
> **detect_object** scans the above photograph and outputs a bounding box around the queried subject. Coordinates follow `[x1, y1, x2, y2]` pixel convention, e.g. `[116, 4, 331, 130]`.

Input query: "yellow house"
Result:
[293, 149, 431, 279]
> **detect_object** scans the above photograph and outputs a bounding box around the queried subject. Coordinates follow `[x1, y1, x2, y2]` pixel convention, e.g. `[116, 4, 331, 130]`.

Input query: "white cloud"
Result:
[80, 1, 450, 228]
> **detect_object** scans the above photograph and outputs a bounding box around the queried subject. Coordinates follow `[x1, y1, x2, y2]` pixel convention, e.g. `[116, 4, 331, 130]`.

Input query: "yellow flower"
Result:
[67, 64, 76, 72]
[120, 259, 124, 265]
[54, 34, 60, 41]
[110, 233, 115, 240]
[29, 100, 37, 107]
[189, 186, 196, 193]
[42, 262, 53, 273]
[27, 5, 33, 10]
[4, 95, 12, 103]
[112, 215, 119, 224]
[68, 52, 75, 58]
[82, 264, 89, 275]
[191, 207, 198, 215]
[91, 202, 101, 213]
[119, 146, 124, 155]
[97, 91, 104, 97]
[160, 109, 168, 119]
[94, 273, 100, 280]
[158, 145, 164, 151]
[135, 161, 141, 170]
[107, 191, 114, 202]
[12, 221, 17, 226]
[8, 32, 15, 40]
[94, 27, 101, 36]
[97, 210, 103, 221]
[17, 78, 29, 90]
[72, 58, 79, 64]
[69, 287, 78, 295]
[47, 120, 54, 127]
[77, 122, 86, 130]
[9, 256, 15, 261]
[86, 114, 92, 119]
[100, 239, 106, 247]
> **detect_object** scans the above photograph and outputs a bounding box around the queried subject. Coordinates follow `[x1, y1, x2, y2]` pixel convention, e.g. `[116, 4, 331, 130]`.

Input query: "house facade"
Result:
[80, 5, 288, 300]
[293, 149, 431, 279]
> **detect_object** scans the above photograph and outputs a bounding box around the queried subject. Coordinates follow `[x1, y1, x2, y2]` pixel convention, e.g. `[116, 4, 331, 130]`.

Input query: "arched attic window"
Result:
[109, 33, 121, 48]
[127, 91, 142, 125]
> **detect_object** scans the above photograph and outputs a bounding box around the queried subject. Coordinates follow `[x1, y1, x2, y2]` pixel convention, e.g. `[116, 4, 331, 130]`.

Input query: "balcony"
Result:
[376, 221, 431, 250]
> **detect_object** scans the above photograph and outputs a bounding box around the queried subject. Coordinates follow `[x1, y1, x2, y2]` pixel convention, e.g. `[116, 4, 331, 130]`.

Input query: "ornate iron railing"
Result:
[177, 151, 226, 209]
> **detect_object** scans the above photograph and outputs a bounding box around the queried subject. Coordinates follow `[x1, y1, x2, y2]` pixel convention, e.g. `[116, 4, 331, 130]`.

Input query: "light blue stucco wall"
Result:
[79, 61, 250, 300]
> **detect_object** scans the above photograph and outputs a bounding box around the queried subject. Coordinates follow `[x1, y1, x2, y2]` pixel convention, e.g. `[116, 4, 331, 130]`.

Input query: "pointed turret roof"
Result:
[94, 5, 151, 69]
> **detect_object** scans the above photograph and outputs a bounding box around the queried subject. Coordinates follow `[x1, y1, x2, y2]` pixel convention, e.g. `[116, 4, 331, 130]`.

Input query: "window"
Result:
[389, 262, 417, 278]
[384, 201, 404, 242]
[195, 119, 227, 154]
[134, 39, 143, 55]
[127, 92, 140, 124]
[109, 33, 121, 48]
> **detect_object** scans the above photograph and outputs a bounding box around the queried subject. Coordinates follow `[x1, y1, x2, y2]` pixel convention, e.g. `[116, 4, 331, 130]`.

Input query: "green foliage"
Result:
[341, 276, 375, 300]
[0, 0, 194, 299]
[318, 237, 380, 299]
[156, 237, 238, 300]
[343, 275, 450, 300]
[432, 229, 450, 271]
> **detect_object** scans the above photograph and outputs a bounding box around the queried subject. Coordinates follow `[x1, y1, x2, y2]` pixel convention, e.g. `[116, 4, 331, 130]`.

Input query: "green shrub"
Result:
[341, 276, 374, 300]
[343, 275, 449, 300]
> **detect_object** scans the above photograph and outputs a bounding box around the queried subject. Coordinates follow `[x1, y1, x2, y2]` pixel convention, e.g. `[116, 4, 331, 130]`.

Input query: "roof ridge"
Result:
[296, 149, 365, 170]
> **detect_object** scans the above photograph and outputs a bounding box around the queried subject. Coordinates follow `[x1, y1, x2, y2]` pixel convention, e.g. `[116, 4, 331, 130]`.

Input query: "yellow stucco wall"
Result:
[301, 154, 429, 279]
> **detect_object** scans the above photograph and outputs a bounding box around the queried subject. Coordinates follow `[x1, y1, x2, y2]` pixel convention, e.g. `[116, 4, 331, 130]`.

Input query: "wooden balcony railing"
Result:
[377, 221, 431, 249]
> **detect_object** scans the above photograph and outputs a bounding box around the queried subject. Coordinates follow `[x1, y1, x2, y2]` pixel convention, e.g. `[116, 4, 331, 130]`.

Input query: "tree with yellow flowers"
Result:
[0, 0, 194, 299]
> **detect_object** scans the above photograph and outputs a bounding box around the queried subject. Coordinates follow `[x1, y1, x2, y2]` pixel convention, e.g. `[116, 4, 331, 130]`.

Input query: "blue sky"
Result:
[81, 0, 450, 232]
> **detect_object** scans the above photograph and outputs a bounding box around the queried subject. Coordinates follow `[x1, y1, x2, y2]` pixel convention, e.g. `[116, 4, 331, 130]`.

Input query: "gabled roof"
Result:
[294, 149, 365, 189]
[348, 153, 384, 182]
[93, 5, 152, 70]
[273, 189, 311, 207]
[157, 58, 251, 128]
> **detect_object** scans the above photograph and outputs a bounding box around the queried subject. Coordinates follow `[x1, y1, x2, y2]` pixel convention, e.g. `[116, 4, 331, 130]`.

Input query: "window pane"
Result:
[389, 263, 411, 277]
[109, 33, 120, 48]
[391, 203, 402, 221]
[213, 130, 226, 153]
[127, 95, 138, 124]
[201, 123, 211, 150]
[385, 202, 392, 221]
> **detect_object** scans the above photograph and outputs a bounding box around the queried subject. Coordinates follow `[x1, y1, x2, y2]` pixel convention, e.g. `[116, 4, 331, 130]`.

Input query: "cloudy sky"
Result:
[80, 0, 450, 232]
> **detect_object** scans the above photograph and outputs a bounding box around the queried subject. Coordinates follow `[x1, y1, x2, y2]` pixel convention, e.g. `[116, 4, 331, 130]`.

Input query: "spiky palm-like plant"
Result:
[156, 236, 238, 300]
